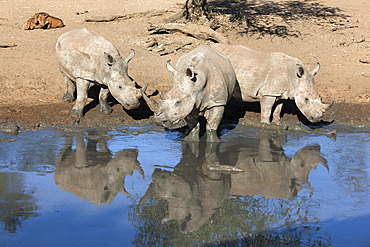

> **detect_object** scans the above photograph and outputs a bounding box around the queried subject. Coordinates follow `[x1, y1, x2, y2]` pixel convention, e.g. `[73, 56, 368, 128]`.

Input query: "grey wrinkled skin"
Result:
[212, 44, 334, 124]
[142, 45, 237, 142]
[56, 28, 142, 117]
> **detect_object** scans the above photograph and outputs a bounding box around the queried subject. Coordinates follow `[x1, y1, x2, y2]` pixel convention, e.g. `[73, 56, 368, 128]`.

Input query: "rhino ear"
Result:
[296, 64, 304, 78]
[312, 62, 320, 76]
[186, 67, 196, 81]
[104, 52, 116, 66]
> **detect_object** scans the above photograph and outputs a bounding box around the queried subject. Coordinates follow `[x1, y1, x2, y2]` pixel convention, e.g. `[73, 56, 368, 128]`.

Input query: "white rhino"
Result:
[56, 28, 142, 117]
[212, 43, 333, 124]
[142, 45, 236, 142]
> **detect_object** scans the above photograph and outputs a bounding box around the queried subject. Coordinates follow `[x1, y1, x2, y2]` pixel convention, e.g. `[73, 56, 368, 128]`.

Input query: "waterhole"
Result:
[0, 125, 369, 246]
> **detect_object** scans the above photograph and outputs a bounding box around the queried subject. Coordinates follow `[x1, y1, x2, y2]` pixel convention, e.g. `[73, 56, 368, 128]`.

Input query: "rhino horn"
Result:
[141, 83, 160, 112]
[159, 90, 168, 100]
[312, 62, 320, 76]
[124, 49, 135, 64]
[166, 60, 177, 75]
[321, 99, 334, 113]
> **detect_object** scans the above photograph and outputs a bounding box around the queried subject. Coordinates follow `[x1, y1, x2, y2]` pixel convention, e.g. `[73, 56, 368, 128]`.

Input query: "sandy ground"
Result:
[0, 0, 369, 131]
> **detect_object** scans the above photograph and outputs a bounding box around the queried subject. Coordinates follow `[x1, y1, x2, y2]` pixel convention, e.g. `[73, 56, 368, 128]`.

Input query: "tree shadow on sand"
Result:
[209, 0, 350, 38]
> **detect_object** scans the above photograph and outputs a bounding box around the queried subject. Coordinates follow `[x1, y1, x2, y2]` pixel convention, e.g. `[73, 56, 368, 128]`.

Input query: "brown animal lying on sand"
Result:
[24, 12, 64, 30]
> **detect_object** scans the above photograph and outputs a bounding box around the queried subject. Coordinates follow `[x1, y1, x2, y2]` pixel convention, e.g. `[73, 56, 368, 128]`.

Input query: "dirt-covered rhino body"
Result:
[56, 28, 141, 117]
[212, 43, 333, 124]
[142, 45, 236, 142]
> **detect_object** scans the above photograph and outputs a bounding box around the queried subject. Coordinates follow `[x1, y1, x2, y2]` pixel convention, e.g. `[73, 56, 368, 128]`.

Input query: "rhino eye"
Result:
[119, 86, 122, 89]
[175, 100, 181, 106]
[305, 97, 309, 102]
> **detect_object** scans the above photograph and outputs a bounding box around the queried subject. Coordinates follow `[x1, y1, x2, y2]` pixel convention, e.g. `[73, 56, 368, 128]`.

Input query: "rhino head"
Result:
[142, 60, 205, 128]
[104, 49, 142, 110]
[293, 63, 334, 123]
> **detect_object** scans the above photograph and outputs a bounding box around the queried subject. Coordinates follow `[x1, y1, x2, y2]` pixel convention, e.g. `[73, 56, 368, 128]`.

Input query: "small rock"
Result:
[76, 10, 89, 15]
[0, 123, 19, 135]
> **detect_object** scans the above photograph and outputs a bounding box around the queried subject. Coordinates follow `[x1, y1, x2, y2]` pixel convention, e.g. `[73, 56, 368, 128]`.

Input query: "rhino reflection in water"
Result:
[227, 133, 328, 199]
[54, 132, 144, 206]
[139, 133, 327, 233]
[139, 142, 233, 233]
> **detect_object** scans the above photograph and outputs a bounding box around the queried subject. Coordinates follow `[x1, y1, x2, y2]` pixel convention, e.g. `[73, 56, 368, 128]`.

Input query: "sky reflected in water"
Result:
[0, 125, 369, 246]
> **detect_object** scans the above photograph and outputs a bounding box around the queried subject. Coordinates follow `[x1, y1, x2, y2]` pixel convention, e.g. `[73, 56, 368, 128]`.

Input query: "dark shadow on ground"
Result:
[124, 98, 154, 120]
[84, 85, 154, 120]
[208, 0, 349, 38]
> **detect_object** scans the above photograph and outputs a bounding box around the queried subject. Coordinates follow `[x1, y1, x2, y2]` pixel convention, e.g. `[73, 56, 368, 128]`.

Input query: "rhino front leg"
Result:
[184, 115, 200, 142]
[272, 101, 283, 123]
[62, 75, 76, 102]
[260, 96, 276, 124]
[204, 106, 224, 142]
[184, 122, 200, 142]
[97, 88, 112, 114]
[70, 78, 90, 118]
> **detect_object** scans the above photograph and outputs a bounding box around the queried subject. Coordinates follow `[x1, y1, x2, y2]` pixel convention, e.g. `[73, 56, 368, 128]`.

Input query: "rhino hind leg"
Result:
[97, 88, 112, 115]
[260, 96, 276, 124]
[70, 78, 90, 117]
[62, 75, 76, 102]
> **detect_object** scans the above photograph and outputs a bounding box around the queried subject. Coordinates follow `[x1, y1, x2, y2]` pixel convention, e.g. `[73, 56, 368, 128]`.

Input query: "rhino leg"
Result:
[184, 122, 200, 142]
[184, 112, 201, 141]
[260, 96, 276, 124]
[204, 106, 224, 142]
[70, 78, 90, 117]
[97, 88, 112, 115]
[75, 133, 87, 168]
[62, 75, 76, 102]
[272, 101, 283, 123]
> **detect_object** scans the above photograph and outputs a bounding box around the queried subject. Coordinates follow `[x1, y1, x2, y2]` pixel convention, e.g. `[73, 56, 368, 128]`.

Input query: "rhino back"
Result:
[212, 44, 300, 101]
[177, 45, 236, 109]
[56, 28, 121, 84]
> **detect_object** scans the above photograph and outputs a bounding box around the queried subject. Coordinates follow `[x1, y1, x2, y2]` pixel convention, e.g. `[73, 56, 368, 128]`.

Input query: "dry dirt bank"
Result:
[0, 0, 368, 131]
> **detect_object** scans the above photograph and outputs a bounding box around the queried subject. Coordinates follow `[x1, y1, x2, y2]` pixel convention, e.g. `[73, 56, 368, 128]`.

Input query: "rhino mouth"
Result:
[307, 115, 322, 123]
[156, 118, 186, 129]
[123, 102, 140, 110]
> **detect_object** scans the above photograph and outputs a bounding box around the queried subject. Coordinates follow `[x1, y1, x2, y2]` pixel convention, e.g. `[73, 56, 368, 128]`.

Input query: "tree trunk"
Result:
[185, 0, 208, 21]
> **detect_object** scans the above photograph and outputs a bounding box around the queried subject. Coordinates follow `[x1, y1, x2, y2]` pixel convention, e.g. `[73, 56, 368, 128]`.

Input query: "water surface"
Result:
[0, 125, 369, 246]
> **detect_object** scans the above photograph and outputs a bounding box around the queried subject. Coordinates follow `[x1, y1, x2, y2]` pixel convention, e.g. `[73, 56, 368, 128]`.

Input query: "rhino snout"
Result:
[123, 101, 140, 110]
[308, 115, 320, 123]
[153, 113, 172, 128]
[156, 119, 172, 128]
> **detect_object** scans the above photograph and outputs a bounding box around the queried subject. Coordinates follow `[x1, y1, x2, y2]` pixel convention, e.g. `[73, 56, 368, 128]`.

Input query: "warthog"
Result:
[142, 45, 236, 142]
[25, 12, 64, 30]
[212, 43, 333, 124]
[56, 28, 142, 117]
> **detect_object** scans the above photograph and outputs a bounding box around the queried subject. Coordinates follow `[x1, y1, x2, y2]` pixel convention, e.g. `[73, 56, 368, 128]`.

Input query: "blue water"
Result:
[0, 125, 369, 246]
